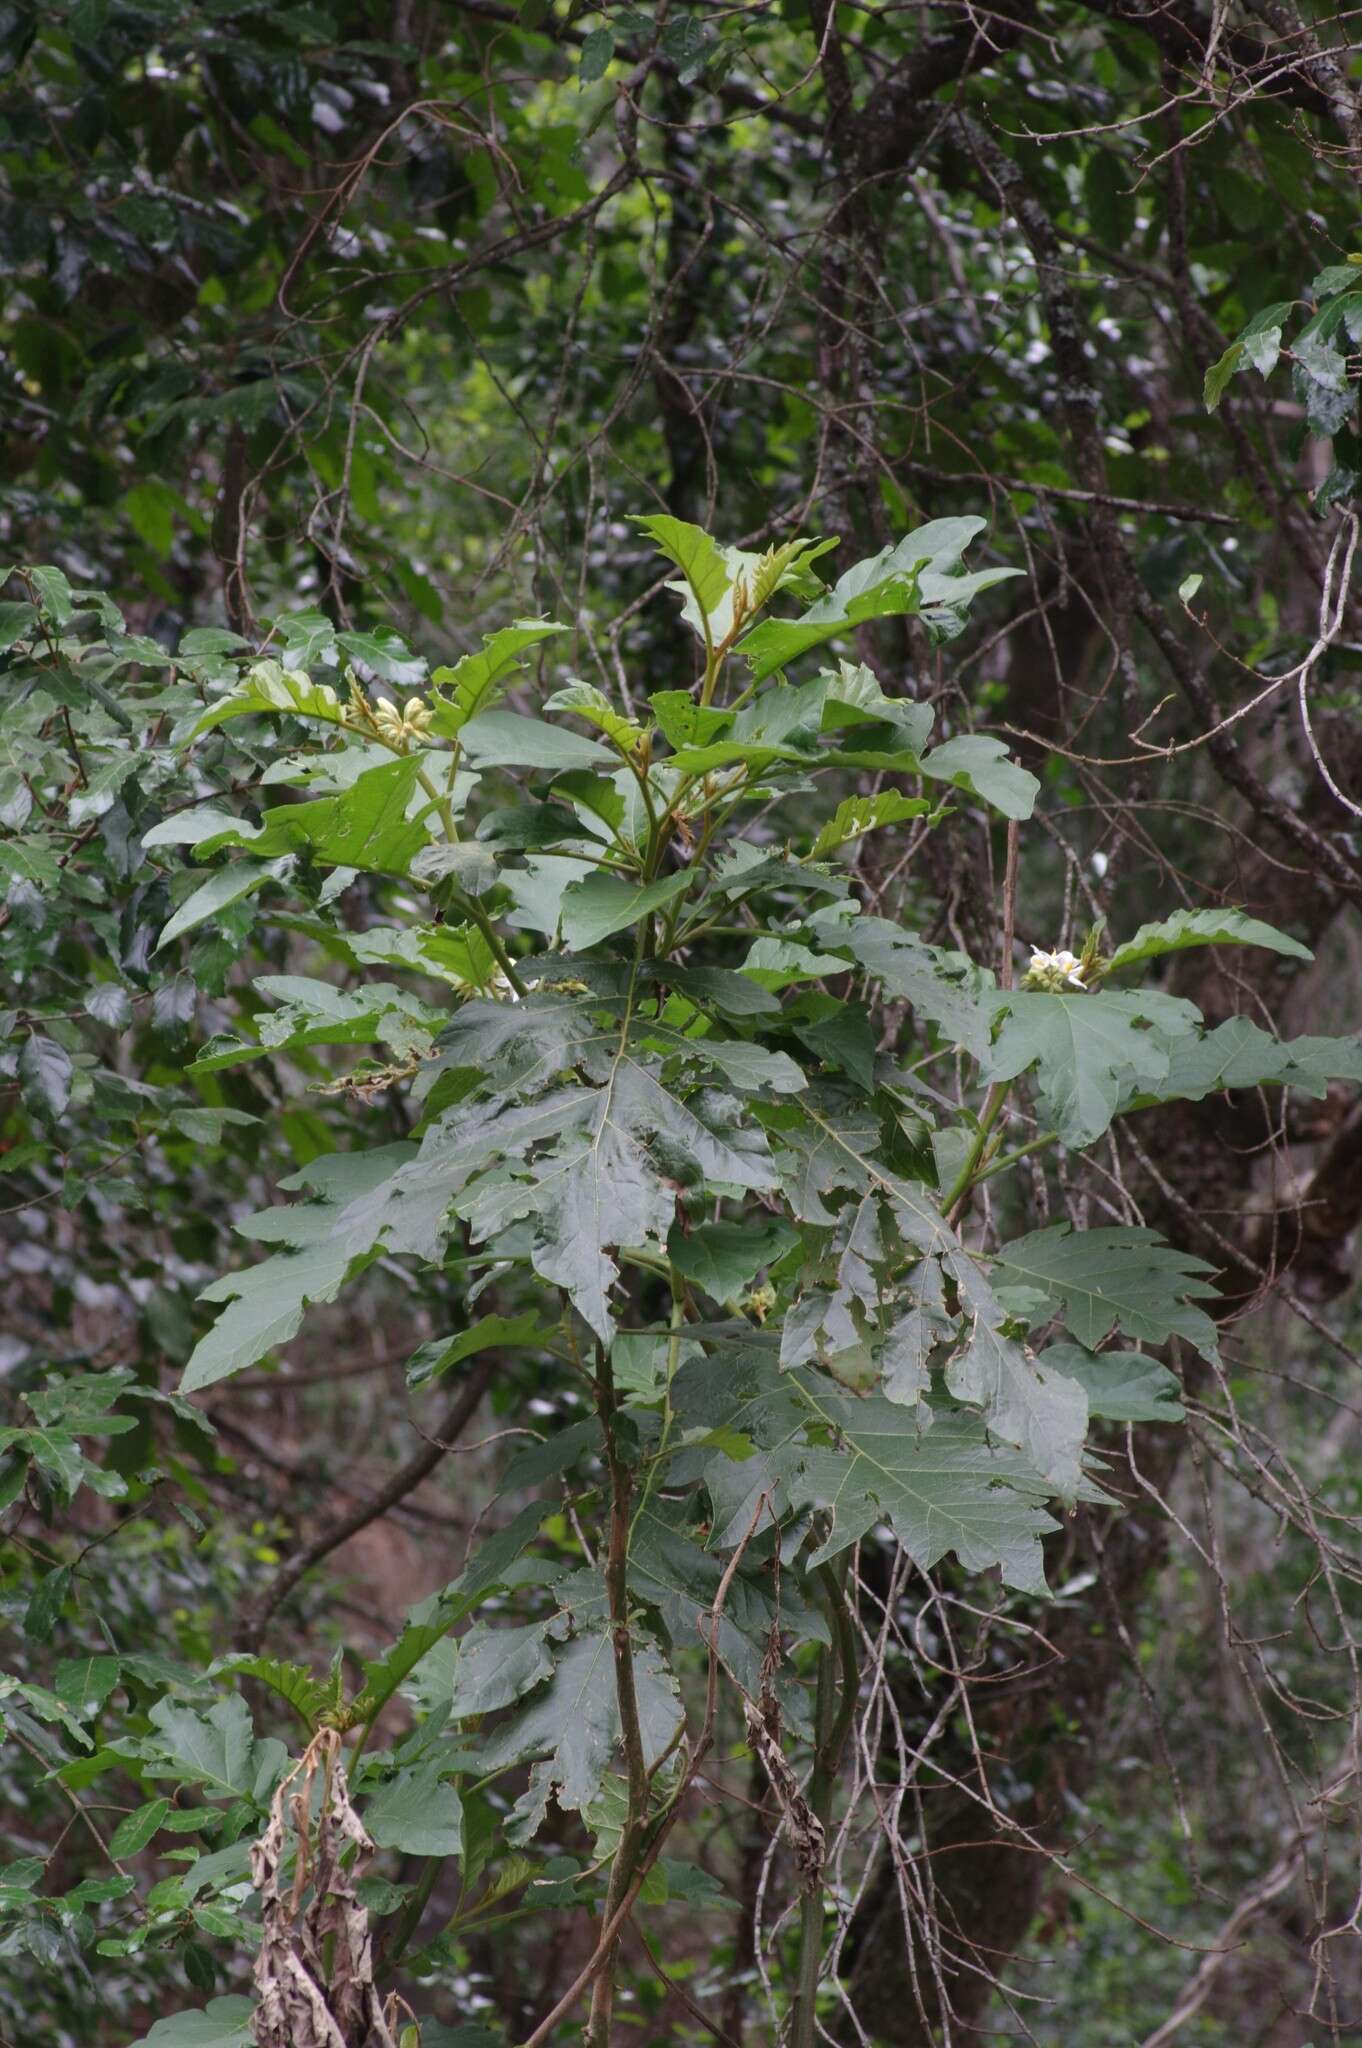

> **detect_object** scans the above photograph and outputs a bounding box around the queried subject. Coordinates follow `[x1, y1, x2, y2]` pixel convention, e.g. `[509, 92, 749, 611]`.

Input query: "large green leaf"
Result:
[447, 1622, 556, 1716]
[1042, 1342, 1185, 1423]
[190, 660, 347, 735]
[919, 735, 1038, 821]
[650, 689, 734, 749]
[128, 1999, 255, 2048]
[628, 1499, 826, 1705]
[181, 1143, 419, 1391]
[428, 620, 566, 738]
[458, 709, 611, 771]
[456, 1054, 778, 1341]
[364, 1759, 464, 1857]
[477, 1624, 683, 1841]
[735, 518, 1016, 680]
[185, 1089, 617, 1391]
[768, 1099, 1089, 1493]
[985, 989, 1200, 1147]
[190, 975, 442, 1072]
[810, 790, 931, 856]
[818, 661, 935, 747]
[1130, 1019, 1362, 1106]
[545, 679, 648, 755]
[1105, 907, 1312, 974]
[246, 755, 436, 874]
[633, 513, 732, 631]
[669, 1217, 799, 1302]
[152, 756, 437, 879]
[560, 869, 693, 951]
[634, 516, 836, 643]
[53, 1654, 121, 1715]
[993, 1226, 1220, 1357]
[814, 910, 989, 1056]
[143, 1695, 285, 1805]
[155, 857, 288, 951]
[353, 1501, 549, 1721]
[673, 1342, 1061, 1594]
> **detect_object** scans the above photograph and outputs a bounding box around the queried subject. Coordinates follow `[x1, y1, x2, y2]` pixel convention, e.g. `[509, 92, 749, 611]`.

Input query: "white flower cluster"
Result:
[370, 694, 434, 745]
[1024, 945, 1087, 991]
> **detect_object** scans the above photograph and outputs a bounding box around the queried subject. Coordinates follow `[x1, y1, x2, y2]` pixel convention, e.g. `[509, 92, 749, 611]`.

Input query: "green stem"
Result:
[413, 762, 459, 844]
[382, 1853, 445, 1972]
[973, 1130, 1058, 1187]
[453, 889, 530, 999]
[940, 1080, 1010, 1220]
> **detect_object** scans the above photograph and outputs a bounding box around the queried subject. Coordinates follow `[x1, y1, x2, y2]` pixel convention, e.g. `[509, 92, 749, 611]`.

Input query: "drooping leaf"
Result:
[768, 1098, 1090, 1492]
[1204, 303, 1293, 411]
[405, 1312, 553, 1389]
[352, 1501, 548, 1721]
[1203, 338, 1244, 411]
[84, 983, 133, 1029]
[18, 1033, 73, 1120]
[579, 23, 615, 81]
[180, 1144, 418, 1391]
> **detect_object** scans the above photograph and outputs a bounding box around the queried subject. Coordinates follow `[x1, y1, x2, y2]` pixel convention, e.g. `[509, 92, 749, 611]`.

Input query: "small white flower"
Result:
[1027, 945, 1087, 990]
